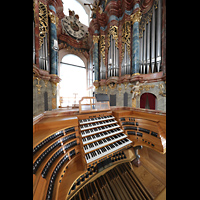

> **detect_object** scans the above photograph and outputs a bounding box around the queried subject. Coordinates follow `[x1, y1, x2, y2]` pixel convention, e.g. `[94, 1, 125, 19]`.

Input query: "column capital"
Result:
[93, 35, 99, 44]
[131, 9, 142, 25]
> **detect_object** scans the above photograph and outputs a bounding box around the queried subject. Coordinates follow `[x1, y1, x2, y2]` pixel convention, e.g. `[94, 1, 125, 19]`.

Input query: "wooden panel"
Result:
[33, 176, 46, 200]
[35, 116, 78, 131]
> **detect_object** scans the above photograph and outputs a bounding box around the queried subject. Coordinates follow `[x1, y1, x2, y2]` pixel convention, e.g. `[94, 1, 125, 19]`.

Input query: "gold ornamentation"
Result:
[52, 82, 57, 96]
[39, 2, 48, 48]
[124, 82, 128, 90]
[35, 77, 42, 94]
[100, 35, 106, 65]
[158, 83, 166, 96]
[108, 82, 117, 90]
[107, 26, 118, 48]
[139, 84, 155, 91]
[131, 8, 142, 25]
[44, 80, 48, 87]
[121, 21, 131, 61]
[48, 10, 56, 24]
[93, 35, 99, 44]
[132, 73, 140, 76]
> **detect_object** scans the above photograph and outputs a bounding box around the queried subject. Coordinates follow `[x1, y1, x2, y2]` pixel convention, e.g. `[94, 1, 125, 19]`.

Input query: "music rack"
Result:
[79, 97, 110, 113]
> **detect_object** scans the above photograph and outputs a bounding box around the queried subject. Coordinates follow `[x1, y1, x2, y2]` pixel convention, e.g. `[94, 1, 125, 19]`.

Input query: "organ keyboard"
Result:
[33, 97, 166, 200]
[78, 112, 132, 166]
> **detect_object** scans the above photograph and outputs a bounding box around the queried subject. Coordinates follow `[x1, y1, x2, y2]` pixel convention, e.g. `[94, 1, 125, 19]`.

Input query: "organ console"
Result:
[33, 97, 166, 200]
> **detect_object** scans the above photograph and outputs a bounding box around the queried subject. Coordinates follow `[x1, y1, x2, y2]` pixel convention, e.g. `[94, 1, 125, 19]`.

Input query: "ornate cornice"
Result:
[33, 64, 61, 83]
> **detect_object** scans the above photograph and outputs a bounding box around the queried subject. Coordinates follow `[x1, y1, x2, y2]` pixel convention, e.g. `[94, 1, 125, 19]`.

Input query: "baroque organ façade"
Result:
[89, 0, 166, 111]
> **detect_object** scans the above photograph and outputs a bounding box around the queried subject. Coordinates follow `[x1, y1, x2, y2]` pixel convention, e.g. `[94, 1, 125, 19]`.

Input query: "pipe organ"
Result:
[89, 0, 166, 111]
[90, 0, 164, 81]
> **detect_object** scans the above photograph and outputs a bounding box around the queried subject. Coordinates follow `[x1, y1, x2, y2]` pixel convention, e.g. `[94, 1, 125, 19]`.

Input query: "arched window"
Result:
[59, 54, 88, 107]
[63, 0, 89, 26]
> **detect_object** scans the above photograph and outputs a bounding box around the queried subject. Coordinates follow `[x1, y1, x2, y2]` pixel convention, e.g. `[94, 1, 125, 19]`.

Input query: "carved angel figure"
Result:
[131, 81, 147, 99]
[84, 0, 101, 17]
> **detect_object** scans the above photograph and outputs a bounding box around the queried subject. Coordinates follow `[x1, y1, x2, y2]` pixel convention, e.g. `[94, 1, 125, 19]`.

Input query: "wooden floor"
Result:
[133, 146, 166, 199]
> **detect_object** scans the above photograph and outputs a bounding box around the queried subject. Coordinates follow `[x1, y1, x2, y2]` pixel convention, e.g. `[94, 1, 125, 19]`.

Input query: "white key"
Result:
[80, 120, 117, 131]
[79, 116, 115, 125]
[85, 139, 132, 164]
[81, 124, 120, 137]
[82, 129, 124, 145]
[83, 133, 127, 153]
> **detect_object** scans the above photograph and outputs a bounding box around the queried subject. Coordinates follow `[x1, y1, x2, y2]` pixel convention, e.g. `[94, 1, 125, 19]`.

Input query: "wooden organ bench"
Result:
[33, 97, 166, 200]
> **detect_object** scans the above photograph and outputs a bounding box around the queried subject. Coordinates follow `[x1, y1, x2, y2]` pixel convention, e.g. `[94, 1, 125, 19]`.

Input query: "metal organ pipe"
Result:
[110, 35, 113, 77]
[151, 5, 156, 73]
[116, 47, 119, 76]
[156, 0, 162, 72]
[143, 23, 147, 74]
[147, 21, 151, 74]
[45, 33, 49, 71]
[33, 21, 36, 64]
[113, 37, 116, 76]
[124, 44, 127, 74]
[139, 36, 143, 74]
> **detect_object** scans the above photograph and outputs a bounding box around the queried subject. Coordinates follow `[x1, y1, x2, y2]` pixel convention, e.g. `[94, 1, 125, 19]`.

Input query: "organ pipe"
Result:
[33, 21, 36, 64]
[108, 34, 119, 77]
[113, 36, 116, 76]
[147, 21, 151, 74]
[156, 0, 162, 72]
[151, 5, 156, 73]
[143, 23, 147, 74]
[139, 37, 143, 74]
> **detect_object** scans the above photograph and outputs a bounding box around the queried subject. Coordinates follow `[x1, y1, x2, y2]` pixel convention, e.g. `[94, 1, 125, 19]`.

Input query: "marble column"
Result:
[49, 8, 58, 75]
[93, 35, 99, 81]
[131, 6, 142, 75]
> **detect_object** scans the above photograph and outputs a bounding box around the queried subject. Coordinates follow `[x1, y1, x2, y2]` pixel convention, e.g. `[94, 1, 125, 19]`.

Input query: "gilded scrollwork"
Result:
[93, 35, 99, 44]
[48, 10, 56, 24]
[108, 82, 117, 90]
[139, 84, 155, 91]
[100, 35, 105, 66]
[39, 2, 48, 48]
[107, 26, 118, 48]
[121, 21, 131, 61]
[158, 83, 166, 96]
